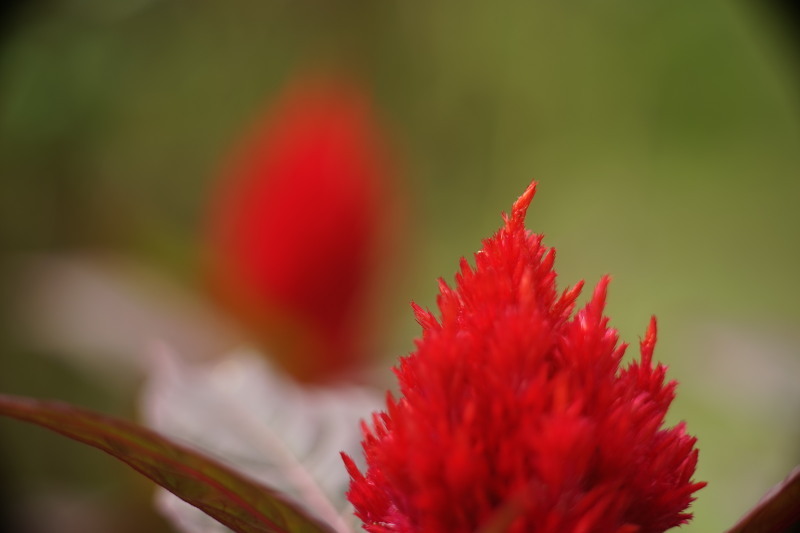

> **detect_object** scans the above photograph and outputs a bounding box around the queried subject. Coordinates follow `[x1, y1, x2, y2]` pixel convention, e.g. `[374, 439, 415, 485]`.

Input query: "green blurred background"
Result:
[1, 1, 799, 531]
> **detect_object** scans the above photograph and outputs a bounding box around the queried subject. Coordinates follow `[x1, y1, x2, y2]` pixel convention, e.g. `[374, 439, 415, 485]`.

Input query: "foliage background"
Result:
[1, 1, 799, 532]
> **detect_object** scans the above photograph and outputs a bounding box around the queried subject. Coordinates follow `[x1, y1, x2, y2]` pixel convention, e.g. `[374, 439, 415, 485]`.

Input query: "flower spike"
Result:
[344, 181, 705, 533]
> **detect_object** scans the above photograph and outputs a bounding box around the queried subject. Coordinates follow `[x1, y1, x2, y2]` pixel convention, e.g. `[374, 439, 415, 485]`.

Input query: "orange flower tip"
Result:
[502, 180, 538, 230]
[513, 180, 538, 220]
[640, 316, 658, 366]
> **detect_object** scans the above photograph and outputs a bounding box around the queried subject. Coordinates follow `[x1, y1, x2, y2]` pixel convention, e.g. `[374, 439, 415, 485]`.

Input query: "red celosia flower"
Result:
[343, 182, 705, 532]
[204, 72, 398, 382]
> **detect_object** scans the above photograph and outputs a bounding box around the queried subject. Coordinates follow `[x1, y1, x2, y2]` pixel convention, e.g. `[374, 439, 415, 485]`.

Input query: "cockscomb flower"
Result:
[204, 71, 399, 382]
[343, 182, 705, 533]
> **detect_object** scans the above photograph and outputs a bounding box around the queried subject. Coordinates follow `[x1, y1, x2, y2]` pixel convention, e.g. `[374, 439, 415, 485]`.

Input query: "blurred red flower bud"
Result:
[344, 182, 705, 532]
[204, 72, 400, 382]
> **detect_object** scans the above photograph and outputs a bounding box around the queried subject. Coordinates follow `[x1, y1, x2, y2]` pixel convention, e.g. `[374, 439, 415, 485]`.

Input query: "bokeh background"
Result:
[1, 1, 799, 532]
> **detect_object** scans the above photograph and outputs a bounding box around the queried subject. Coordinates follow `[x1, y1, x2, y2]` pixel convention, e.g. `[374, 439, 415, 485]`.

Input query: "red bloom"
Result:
[204, 72, 398, 382]
[343, 182, 705, 532]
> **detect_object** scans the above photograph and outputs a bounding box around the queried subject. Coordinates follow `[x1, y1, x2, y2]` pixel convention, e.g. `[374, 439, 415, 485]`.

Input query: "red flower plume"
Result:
[343, 182, 705, 532]
[204, 72, 397, 382]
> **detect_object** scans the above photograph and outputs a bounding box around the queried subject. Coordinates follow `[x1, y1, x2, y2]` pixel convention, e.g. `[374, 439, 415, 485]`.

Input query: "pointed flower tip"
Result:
[647, 315, 658, 341]
[503, 180, 538, 230]
[595, 274, 611, 297]
[640, 316, 658, 365]
[582, 275, 611, 319]
[341, 452, 361, 479]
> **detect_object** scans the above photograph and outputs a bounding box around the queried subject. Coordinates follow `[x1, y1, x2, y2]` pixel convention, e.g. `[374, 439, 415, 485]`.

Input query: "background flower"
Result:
[204, 71, 401, 382]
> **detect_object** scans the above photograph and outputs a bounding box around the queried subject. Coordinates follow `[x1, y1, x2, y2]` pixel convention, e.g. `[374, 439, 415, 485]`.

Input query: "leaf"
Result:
[140, 346, 381, 533]
[725, 466, 800, 533]
[0, 393, 334, 533]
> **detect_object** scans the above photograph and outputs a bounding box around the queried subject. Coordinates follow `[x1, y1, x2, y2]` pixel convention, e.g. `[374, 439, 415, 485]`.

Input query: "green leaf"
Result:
[725, 467, 800, 533]
[0, 393, 334, 533]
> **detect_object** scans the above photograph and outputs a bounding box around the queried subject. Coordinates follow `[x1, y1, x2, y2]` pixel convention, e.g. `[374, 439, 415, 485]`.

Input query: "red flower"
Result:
[343, 182, 705, 532]
[204, 72, 398, 382]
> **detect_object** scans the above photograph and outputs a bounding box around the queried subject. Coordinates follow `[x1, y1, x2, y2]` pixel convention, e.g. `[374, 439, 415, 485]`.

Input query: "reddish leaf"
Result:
[725, 467, 800, 533]
[0, 393, 334, 533]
